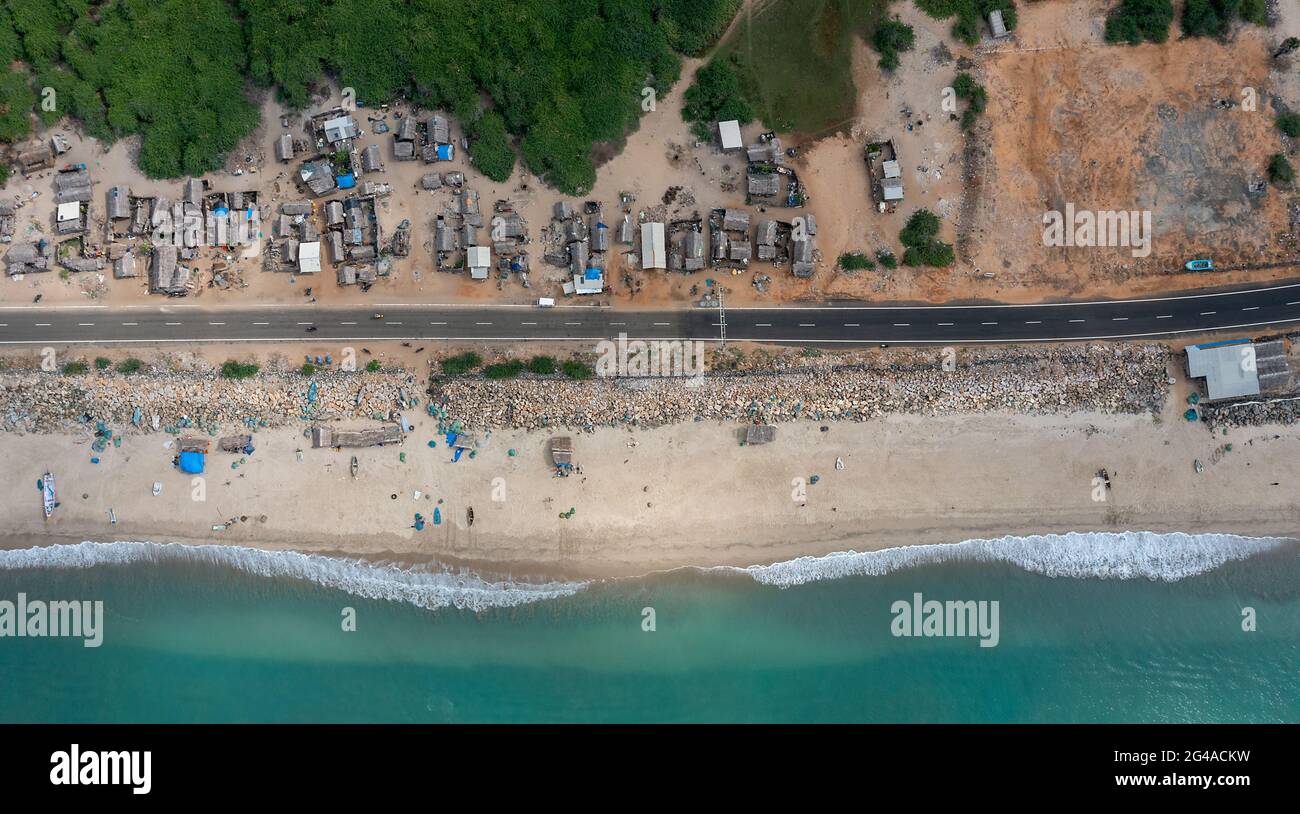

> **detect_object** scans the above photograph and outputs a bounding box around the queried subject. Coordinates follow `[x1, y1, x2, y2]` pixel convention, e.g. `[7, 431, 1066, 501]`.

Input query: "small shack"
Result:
[549, 436, 574, 469]
[745, 424, 776, 445]
[218, 434, 255, 454]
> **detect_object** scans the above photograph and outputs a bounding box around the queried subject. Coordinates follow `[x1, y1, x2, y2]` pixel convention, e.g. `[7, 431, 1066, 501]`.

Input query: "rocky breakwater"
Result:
[431, 344, 1171, 431]
[0, 360, 415, 435]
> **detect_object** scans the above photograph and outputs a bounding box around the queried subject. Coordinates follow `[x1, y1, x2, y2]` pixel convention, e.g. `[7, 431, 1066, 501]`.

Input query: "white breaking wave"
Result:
[725, 531, 1295, 587]
[0, 541, 588, 612]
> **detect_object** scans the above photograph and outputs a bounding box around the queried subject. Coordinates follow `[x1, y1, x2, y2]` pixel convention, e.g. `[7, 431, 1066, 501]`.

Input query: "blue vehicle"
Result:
[1185, 259, 1214, 272]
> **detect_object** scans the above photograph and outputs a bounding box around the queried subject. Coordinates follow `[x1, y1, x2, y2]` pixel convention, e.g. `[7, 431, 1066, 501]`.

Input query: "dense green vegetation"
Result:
[528, 355, 557, 375]
[115, 357, 143, 374]
[681, 56, 755, 141]
[899, 209, 955, 267]
[468, 110, 515, 183]
[876, 249, 898, 269]
[1275, 113, 1300, 138]
[1, 0, 740, 193]
[365, 360, 382, 373]
[561, 359, 595, 379]
[953, 72, 988, 131]
[1181, 0, 1267, 38]
[61, 360, 88, 375]
[1104, 0, 1175, 45]
[915, 0, 1017, 46]
[94, 357, 111, 370]
[872, 19, 916, 72]
[1268, 153, 1294, 185]
[692, 0, 887, 136]
[838, 252, 876, 271]
[220, 360, 260, 380]
[300, 363, 317, 376]
[483, 360, 525, 379]
[440, 352, 483, 375]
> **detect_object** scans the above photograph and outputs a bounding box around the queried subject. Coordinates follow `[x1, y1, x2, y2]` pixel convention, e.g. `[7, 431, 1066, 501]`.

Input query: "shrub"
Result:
[300, 363, 316, 376]
[484, 360, 525, 379]
[838, 252, 875, 271]
[528, 355, 557, 375]
[62, 361, 88, 375]
[1268, 153, 1295, 185]
[561, 359, 594, 379]
[94, 357, 111, 370]
[365, 360, 382, 372]
[1104, 0, 1175, 45]
[872, 20, 915, 72]
[1182, 0, 1267, 38]
[1277, 113, 1300, 138]
[220, 360, 259, 380]
[898, 209, 956, 268]
[441, 352, 483, 375]
[952, 72, 988, 129]
[876, 249, 898, 269]
[115, 357, 142, 374]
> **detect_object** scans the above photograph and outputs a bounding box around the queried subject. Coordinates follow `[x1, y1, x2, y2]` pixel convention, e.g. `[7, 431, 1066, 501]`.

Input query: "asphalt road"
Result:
[5, 280, 1300, 346]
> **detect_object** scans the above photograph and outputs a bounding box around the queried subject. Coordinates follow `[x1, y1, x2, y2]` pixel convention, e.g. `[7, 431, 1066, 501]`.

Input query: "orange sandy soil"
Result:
[3, 0, 1298, 312]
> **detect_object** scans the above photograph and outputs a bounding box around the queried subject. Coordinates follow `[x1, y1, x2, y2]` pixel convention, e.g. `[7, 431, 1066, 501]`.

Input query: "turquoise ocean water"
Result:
[0, 533, 1296, 723]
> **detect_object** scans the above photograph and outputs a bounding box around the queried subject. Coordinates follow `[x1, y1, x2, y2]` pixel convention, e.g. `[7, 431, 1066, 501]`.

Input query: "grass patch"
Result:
[1277, 113, 1300, 138]
[300, 363, 317, 376]
[62, 360, 88, 375]
[708, 0, 888, 134]
[365, 360, 382, 372]
[94, 357, 111, 370]
[115, 357, 142, 374]
[876, 249, 898, 269]
[441, 352, 483, 375]
[220, 361, 259, 380]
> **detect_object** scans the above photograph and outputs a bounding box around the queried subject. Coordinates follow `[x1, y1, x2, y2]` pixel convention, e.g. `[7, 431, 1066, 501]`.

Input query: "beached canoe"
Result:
[41, 472, 57, 519]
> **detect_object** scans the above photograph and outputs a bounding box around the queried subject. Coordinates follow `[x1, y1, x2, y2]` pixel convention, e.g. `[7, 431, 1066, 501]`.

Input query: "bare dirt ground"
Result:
[958, 0, 1300, 302]
[3, 1, 1299, 312]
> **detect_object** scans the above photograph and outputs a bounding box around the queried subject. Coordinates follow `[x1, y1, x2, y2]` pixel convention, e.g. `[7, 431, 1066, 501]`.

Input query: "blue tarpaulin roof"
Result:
[585, 268, 601, 280]
[178, 450, 205, 474]
[436, 144, 453, 161]
[337, 173, 356, 189]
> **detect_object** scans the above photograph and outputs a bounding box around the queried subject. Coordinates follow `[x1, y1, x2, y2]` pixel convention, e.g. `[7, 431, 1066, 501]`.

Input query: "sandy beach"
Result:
[4, 400, 1298, 579]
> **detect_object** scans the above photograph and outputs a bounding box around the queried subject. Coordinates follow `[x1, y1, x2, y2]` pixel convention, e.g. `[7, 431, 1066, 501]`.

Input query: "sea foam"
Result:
[727, 531, 1294, 587]
[0, 541, 588, 612]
